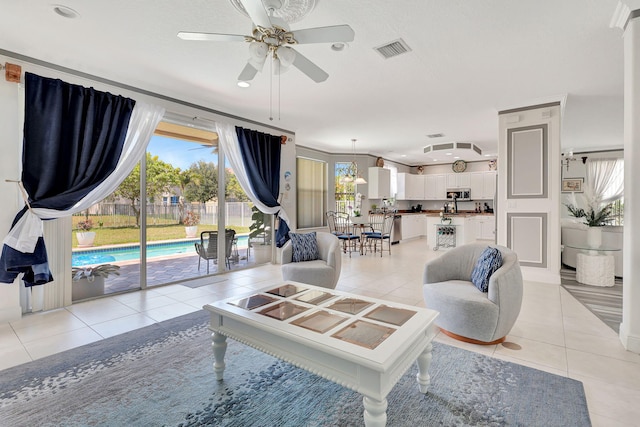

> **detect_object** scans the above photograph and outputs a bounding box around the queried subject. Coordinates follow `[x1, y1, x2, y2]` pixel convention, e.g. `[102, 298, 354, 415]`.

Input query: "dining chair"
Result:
[325, 211, 340, 236]
[364, 213, 395, 256]
[334, 212, 360, 257]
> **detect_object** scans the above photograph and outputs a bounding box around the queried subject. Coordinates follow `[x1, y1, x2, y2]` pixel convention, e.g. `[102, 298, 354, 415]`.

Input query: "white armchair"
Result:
[422, 243, 523, 345]
[281, 232, 342, 289]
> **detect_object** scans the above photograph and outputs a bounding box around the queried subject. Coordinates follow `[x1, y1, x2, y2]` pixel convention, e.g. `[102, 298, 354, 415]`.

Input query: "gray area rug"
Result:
[0, 310, 591, 426]
[561, 267, 622, 333]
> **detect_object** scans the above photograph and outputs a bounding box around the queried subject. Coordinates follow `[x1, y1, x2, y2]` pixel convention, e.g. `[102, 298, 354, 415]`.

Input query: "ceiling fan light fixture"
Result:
[277, 46, 296, 68]
[249, 41, 269, 60]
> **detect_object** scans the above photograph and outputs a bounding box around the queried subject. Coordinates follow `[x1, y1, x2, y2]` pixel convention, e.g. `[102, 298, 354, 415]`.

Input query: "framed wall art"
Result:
[561, 178, 583, 193]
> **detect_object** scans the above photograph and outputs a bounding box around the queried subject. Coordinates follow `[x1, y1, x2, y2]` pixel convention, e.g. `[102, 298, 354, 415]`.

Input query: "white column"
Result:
[613, 2, 640, 353]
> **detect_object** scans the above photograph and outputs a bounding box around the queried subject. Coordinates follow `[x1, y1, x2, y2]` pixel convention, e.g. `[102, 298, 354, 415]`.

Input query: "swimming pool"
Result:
[72, 236, 249, 266]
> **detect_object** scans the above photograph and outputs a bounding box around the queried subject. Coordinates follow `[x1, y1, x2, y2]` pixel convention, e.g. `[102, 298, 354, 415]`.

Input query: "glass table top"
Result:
[563, 243, 621, 252]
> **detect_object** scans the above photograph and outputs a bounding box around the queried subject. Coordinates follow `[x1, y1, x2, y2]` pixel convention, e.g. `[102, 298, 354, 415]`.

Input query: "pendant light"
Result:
[351, 139, 367, 185]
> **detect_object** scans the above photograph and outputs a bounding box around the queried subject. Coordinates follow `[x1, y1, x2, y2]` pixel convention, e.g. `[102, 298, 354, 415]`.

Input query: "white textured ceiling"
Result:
[0, 0, 625, 165]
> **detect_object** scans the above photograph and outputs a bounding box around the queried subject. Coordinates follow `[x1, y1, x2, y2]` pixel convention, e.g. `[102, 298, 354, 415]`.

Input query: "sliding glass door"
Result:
[70, 120, 257, 300]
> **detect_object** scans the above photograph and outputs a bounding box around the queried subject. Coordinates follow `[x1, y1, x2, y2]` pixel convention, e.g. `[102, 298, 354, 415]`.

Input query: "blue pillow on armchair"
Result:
[471, 246, 503, 292]
[289, 232, 320, 262]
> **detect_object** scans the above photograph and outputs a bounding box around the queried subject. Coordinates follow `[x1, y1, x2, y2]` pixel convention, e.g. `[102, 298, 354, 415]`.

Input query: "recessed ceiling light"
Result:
[237, 81, 250, 88]
[331, 43, 347, 51]
[445, 152, 452, 156]
[52, 4, 80, 18]
[401, 154, 407, 157]
[454, 156, 460, 159]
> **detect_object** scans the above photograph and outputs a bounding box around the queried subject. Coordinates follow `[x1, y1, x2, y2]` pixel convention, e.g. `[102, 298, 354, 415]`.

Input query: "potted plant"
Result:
[566, 203, 612, 248]
[183, 210, 200, 238]
[76, 218, 96, 247]
[440, 211, 452, 225]
[71, 264, 120, 300]
[249, 205, 271, 264]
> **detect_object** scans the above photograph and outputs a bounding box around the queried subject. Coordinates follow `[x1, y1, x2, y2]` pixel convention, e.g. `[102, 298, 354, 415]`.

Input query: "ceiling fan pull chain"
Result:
[269, 54, 274, 121]
[278, 65, 281, 121]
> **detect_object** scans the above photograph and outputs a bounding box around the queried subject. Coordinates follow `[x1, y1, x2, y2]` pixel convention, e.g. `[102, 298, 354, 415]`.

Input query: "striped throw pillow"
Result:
[471, 247, 503, 292]
[290, 232, 320, 262]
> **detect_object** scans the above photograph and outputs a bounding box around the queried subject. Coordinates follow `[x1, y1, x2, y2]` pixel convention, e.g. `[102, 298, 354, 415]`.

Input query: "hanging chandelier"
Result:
[342, 139, 367, 184]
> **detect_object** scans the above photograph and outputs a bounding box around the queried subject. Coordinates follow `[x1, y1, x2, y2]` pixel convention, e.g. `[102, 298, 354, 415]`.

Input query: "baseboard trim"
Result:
[619, 322, 640, 354]
[0, 305, 22, 324]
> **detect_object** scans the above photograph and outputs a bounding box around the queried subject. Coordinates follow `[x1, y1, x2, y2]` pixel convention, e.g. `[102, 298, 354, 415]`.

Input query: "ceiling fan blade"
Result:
[238, 0, 272, 29]
[238, 62, 260, 81]
[177, 31, 247, 42]
[290, 25, 355, 44]
[291, 48, 329, 83]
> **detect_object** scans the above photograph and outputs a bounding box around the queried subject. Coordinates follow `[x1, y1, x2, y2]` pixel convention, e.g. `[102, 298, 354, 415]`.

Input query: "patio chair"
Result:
[195, 229, 236, 273]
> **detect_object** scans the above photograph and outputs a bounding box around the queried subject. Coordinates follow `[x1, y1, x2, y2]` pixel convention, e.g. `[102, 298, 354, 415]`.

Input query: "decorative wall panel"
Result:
[506, 213, 547, 267]
[507, 124, 548, 198]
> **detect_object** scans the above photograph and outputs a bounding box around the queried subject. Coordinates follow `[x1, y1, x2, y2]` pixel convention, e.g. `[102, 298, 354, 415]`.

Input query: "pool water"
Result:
[72, 236, 249, 266]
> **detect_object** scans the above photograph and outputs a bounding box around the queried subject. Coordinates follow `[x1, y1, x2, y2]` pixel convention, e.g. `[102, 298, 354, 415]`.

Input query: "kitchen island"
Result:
[394, 211, 495, 249]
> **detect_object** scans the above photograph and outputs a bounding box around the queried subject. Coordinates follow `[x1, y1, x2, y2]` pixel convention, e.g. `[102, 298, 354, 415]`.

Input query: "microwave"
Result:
[446, 189, 471, 201]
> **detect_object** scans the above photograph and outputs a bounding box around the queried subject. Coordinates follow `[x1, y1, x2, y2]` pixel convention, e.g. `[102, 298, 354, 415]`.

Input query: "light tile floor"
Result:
[2, 239, 639, 426]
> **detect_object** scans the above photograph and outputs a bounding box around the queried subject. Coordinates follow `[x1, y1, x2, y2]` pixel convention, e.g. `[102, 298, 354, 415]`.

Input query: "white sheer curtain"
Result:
[584, 158, 624, 210]
[215, 121, 290, 223]
[4, 101, 165, 253]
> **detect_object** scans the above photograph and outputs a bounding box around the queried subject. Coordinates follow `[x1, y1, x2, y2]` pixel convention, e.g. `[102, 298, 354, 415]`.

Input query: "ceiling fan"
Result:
[177, 0, 355, 83]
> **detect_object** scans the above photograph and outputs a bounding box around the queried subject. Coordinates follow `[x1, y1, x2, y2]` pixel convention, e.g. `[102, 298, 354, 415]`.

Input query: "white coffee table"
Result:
[203, 282, 439, 427]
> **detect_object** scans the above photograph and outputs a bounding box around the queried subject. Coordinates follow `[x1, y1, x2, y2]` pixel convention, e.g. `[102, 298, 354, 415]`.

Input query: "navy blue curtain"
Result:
[0, 73, 135, 286]
[235, 127, 290, 247]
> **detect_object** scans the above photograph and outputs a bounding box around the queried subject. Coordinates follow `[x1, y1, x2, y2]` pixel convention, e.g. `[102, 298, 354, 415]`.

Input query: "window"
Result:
[297, 157, 327, 228]
[335, 161, 355, 214]
[610, 199, 624, 226]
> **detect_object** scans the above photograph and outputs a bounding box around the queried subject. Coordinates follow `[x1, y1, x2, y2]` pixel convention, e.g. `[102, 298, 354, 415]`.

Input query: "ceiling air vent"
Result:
[427, 133, 444, 138]
[433, 143, 455, 151]
[374, 38, 412, 59]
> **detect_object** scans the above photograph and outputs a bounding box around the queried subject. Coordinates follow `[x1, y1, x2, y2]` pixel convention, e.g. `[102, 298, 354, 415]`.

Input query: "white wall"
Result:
[0, 70, 23, 322]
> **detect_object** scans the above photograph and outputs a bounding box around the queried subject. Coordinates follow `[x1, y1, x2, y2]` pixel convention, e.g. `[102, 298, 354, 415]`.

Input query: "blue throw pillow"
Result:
[290, 232, 320, 262]
[471, 246, 503, 292]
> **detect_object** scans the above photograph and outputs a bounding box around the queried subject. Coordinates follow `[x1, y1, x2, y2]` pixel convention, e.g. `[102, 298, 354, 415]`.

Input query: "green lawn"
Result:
[73, 224, 250, 248]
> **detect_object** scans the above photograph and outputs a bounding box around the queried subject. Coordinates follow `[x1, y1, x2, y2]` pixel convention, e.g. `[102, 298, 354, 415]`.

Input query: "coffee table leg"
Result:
[416, 342, 433, 393]
[212, 332, 227, 381]
[363, 396, 388, 427]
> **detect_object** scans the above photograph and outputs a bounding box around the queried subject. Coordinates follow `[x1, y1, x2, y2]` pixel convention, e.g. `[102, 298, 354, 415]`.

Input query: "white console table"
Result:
[564, 244, 620, 287]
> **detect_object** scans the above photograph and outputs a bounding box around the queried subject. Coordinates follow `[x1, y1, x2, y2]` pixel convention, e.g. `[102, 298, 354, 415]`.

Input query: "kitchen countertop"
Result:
[393, 210, 494, 217]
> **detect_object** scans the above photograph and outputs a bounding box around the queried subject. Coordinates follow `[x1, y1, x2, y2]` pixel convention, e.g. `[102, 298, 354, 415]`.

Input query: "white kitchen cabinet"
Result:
[368, 167, 391, 199]
[475, 215, 495, 240]
[424, 174, 446, 200]
[397, 173, 425, 200]
[401, 214, 426, 240]
[446, 172, 470, 189]
[482, 171, 496, 200]
[469, 172, 484, 200]
[469, 171, 496, 200]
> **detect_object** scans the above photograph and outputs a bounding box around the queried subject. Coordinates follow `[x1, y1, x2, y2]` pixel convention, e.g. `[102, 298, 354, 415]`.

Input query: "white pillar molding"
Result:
[613, 3, 640, 353]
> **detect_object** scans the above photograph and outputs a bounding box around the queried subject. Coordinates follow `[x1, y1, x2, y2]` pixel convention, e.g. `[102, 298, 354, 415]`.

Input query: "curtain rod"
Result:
[0, 49, 294, 136]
